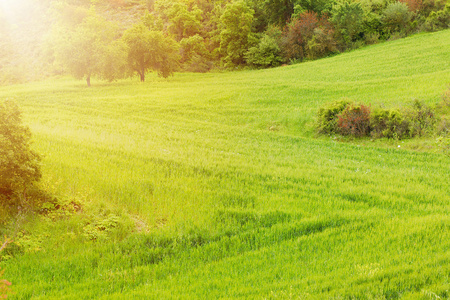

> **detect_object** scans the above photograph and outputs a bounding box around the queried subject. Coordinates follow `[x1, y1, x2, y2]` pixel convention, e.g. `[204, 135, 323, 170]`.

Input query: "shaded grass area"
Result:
[0, 30, 449, 298]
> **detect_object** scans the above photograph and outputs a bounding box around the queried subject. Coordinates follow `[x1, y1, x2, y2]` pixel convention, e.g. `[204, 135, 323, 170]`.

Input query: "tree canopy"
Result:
[15, 0, 445, 85]
[122, 23, 179, 81]
[52, 10, 127, 86]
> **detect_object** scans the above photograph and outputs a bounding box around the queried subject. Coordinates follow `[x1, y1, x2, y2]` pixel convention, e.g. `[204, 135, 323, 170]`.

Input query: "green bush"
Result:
[382, 2, 413, 34]
[318, 99, 439, 139]
[316, 99, 352, 134]
[423, 3, 450, 31]
[407, 99, 437, 137]
[369, 101, 436, 139]
[307, 27, 337, 59]
[245, 34, 283, 68]
[336, 103, 371, 137]
[436, 116, 450, 137]
[370, 107, 410, 139]
[0, 100, 41, 210]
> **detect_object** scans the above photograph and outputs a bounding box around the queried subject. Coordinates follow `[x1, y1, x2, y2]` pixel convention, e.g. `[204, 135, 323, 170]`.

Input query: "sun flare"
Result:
[0, 0, 31, 24]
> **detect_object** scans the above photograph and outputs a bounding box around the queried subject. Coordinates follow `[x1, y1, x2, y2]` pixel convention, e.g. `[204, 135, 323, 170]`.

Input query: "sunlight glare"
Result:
[0, 0, 32, 24]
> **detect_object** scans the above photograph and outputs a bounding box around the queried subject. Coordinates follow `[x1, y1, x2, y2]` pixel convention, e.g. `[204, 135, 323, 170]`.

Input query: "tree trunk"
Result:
[86, 76, 91, 87]
[140, 72, 145, 82]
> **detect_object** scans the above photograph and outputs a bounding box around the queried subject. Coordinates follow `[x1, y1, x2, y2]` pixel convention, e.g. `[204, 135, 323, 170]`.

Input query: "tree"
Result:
[53, 10, 126, 86]
[219, 1, 256, 68]
[0, 101, 41, 209]
[122, 23, 180, 81]
[152, 32, 180, 78]
[166, 2, 203, 41]
[331, 0, 365, 47]
[293, 0, 335, 17]
[100, 40, 129, 82]
[280, 11, 336, 62]
[180, 34, 212, 72]
[281, 11, 319, 62]
[263, 0, 295, 26]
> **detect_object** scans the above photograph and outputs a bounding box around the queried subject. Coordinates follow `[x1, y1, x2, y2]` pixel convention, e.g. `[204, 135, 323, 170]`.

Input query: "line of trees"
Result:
[45, 0, 449, 86]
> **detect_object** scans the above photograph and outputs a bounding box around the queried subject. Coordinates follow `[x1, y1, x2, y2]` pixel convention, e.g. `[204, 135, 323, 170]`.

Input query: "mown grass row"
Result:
[0, 30, 449, 298]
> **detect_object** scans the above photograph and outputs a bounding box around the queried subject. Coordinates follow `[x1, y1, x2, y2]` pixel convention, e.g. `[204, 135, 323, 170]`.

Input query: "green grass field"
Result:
[1, 30, 450, 299]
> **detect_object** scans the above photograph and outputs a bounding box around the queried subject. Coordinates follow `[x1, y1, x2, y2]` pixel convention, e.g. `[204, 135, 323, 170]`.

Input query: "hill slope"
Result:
[0, 30, 449, 299]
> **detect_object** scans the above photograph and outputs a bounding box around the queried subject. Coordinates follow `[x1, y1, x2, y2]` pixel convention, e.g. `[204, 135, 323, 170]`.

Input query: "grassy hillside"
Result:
[0, 30, 449, 299]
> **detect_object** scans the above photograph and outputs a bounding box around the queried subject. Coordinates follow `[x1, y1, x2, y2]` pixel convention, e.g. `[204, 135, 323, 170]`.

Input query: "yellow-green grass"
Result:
[0, 30, 449, 299]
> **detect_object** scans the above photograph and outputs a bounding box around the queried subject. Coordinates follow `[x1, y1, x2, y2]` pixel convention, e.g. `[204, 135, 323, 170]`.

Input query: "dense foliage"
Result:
[52, 10, 128, 86]
[1, 0, 448, 85]
[317, 99, 442, 139]
[0, 101, 41, 213]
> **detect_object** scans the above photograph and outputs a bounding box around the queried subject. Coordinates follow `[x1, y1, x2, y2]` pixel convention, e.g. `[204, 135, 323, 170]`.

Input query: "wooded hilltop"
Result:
[0, 0, 448, 85]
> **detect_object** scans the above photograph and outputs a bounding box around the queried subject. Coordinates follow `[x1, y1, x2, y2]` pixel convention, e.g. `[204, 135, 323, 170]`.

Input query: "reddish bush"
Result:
[399, 0, 423, 12]
[337, 104, 371, 137]
[0, 273, 11, 299]
[0, 239, 12, 299]
[281, 12, 336, 61]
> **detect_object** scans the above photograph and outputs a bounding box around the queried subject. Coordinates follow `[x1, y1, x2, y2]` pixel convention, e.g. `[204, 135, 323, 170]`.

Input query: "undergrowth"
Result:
[317, 86, 450, 155]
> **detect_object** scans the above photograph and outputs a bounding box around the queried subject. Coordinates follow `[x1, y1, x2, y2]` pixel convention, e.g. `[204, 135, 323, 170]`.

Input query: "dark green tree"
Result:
[219, 1, 256, 68]
[263, 0, 295, 26]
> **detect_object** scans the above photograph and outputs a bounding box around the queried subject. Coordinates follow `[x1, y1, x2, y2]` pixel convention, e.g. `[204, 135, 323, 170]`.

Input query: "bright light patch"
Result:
[0, 0, 31, 24]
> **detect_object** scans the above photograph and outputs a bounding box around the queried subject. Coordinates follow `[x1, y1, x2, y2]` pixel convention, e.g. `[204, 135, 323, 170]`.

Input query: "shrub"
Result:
[382, 2, 413, 34]
[318, 98, 441, 140]
[364, 32, 380, 45]
[0, 238, 12, 299]
[307, 26, 337, 59]
[436, 116, 450, 137]
[317, 99, 352, 134]
[0, 100, 41, 210]
[336, 103, 371, 137]
[245, 34, 283, 68]
[369, 101, 436, 139]
[0, 268, 11, 299]
[423, 3, 450, 31]
[370, 108, 410, 139]
[407, 100, 436, 137]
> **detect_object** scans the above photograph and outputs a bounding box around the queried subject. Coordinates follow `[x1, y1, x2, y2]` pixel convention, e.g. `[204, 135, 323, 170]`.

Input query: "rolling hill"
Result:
[0, 29, 449, 299]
